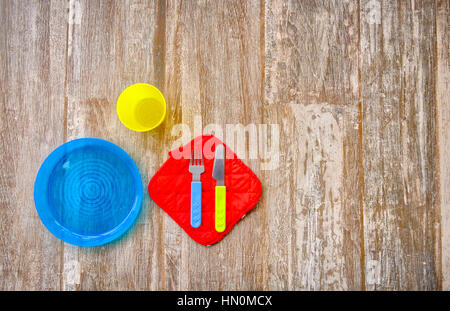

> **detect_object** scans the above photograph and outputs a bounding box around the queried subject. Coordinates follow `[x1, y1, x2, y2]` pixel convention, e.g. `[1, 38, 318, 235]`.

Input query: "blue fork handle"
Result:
[191, 181, 202, 228]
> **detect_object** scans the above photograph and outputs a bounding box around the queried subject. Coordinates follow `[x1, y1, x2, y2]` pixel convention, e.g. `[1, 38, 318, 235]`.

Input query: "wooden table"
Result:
[0, 0, 448, 290]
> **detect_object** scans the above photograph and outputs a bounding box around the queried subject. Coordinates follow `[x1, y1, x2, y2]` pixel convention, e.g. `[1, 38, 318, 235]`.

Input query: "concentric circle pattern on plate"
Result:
[34, 138, 142, 246]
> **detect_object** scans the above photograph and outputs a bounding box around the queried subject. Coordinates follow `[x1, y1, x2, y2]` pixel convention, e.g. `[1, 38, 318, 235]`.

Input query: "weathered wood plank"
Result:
[437, 0, 449, 291]
[264, 0, 363, 290]
[64, 0, 167, 290]
[360, 0, 440, 290]
[159, 0, 185, 291]
[0, 0, 67, 290]
[171, 0, 264, 290]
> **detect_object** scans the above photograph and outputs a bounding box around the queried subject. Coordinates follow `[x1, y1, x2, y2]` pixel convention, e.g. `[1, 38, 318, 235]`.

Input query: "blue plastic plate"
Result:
[34, 138, 143, 247]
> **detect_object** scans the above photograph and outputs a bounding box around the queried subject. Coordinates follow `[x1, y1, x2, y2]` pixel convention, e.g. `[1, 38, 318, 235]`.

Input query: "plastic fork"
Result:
[189, 147, 204, 228]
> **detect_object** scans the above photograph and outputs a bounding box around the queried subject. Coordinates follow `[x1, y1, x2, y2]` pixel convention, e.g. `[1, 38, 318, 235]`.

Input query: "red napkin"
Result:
[148, 135, 262, 245]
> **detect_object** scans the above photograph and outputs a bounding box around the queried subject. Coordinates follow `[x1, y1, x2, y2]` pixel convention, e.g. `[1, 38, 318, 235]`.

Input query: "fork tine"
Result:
[197, 150, 202, 164]
[189, 145, 203, 167]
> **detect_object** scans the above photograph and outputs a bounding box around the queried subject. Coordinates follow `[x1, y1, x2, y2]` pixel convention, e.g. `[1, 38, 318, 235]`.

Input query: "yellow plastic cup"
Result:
[116, 83, 166, 132]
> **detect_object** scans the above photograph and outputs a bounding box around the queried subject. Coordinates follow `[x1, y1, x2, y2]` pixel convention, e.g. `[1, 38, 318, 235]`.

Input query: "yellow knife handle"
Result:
[215, 186, 226, 232]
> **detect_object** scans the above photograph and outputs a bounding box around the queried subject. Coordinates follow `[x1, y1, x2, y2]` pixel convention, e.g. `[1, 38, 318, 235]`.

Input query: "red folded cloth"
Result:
[148, 135, 262, 245]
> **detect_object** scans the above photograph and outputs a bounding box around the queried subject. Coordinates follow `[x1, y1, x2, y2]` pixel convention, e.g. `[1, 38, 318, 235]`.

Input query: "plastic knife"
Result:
[212, 144, 226, 232]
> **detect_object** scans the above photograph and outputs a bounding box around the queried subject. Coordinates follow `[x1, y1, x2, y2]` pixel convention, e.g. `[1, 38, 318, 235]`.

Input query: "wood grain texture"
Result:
[437, 0, 449, 291]
[0, 0, 66, 290]
[174, 0, 264, 290]
[264, 0, 363, 290]
[0, 0, 447, 290]
[63, 0, 174, 290]
[360, 0, 440, 290]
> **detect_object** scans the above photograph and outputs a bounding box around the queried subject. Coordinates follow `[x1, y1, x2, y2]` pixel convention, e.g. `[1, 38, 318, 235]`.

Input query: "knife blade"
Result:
[212, 144, 225, 185]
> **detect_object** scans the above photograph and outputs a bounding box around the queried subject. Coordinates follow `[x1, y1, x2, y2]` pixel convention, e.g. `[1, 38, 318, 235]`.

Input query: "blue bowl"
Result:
[34, 138, 143, 247]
